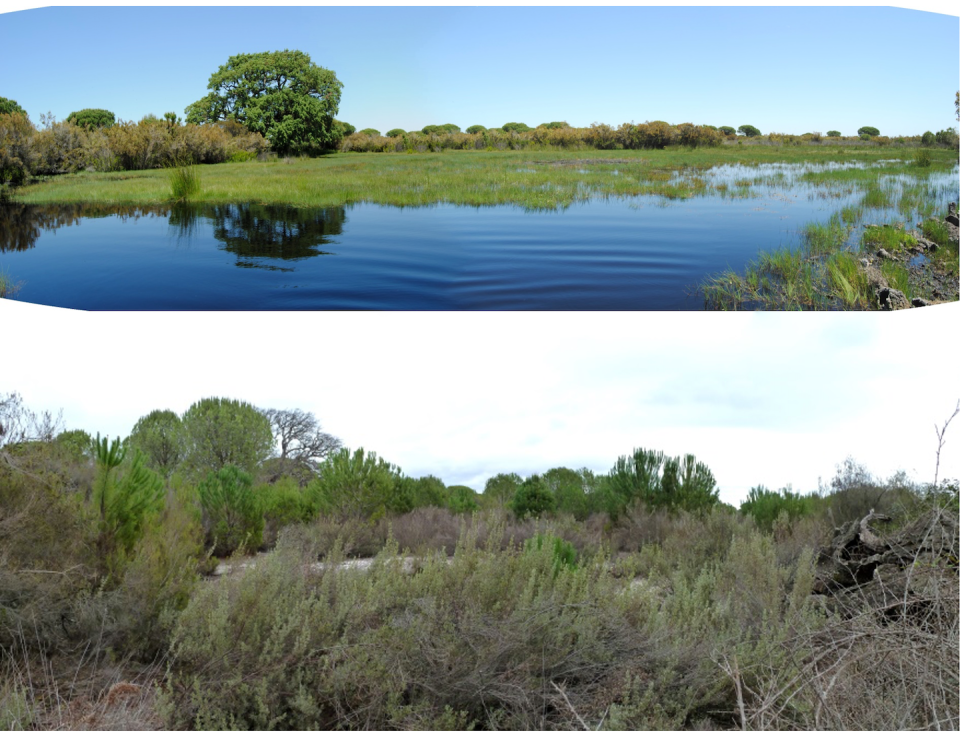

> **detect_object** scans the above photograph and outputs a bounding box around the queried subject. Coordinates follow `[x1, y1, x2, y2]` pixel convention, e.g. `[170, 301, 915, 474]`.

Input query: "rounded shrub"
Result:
[502, 121, 531, 133]
[66, 108, 115, 129]
[465, 125, 487, 134]
[857, 126, 879, 138]
[336, 121, 356, 136]
[385, 128, 405, 137]
[358, 128, 380, 136]
[718, 126, 736, 136]
[737, 124, 761, 137]
[826, 130, 841, 137]
[921, 131, 935, 146]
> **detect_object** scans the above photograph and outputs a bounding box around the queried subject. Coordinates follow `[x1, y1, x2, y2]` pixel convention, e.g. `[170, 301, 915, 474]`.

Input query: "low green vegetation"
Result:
[2, 390, 957, 730]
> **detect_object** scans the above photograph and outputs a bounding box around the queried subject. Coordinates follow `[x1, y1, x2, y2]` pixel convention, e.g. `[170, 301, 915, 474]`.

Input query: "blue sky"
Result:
[1, 5, 957, 137]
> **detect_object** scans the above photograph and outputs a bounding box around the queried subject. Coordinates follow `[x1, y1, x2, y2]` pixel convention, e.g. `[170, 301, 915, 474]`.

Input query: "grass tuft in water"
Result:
[0, 268, 23, 299]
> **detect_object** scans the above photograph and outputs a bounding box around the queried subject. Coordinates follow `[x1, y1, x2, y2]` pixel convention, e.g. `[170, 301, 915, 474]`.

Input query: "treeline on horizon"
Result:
[3, 95, 959, 187]
[3, 390, 958, 730]
[2, 391, 955, 563]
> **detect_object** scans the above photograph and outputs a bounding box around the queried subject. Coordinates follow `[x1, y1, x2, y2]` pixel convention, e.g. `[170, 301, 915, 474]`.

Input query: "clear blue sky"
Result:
[1, 5, 957, 137]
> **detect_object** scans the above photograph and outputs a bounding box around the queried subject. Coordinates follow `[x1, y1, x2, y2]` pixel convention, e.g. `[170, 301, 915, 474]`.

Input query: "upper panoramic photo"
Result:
[0, 6, 957, 310]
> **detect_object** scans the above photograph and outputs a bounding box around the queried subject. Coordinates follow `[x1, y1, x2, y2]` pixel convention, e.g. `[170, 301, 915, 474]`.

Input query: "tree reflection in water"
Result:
[0, 202, 347, 269]
[170, 202, 346, 267]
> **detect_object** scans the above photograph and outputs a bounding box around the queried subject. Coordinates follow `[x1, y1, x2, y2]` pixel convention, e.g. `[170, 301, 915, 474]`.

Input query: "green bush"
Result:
[604, 448, 719, 518]
[718, 126, 736, 136]
[827, 130, 842, 137]
[65, 108, 115, 129]
[935, 128, 958, 147]
[465, 124, 486, 134]
[0, 112, 35, 185]
[197, 464, 264, 556]
[91, 435, 166, 579]
[737, 124, 761, 137]
[501, 121, 531, 133]
[358, 127, 380, 136]
[739, 485, 814, 531]
[447, 484, 479, 514]
[308, 447, 404, 520]
[921, 131, 935, 145]
[385, 128, 405, 137]
[227, 149, 256, 162]
[336, 120, 355, 136]
[857, 126, 880, 137]
[509, 474, 556, 520]
[525, 532, 577, 573]
[538, 121, 569, 129]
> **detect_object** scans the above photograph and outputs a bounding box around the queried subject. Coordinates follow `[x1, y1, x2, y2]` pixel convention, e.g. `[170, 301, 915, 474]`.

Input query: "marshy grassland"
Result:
[12, 146, 958, 211]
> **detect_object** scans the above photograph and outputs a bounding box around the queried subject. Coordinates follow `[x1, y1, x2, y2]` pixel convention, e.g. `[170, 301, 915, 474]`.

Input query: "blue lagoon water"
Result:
[1, 163, 955, 310]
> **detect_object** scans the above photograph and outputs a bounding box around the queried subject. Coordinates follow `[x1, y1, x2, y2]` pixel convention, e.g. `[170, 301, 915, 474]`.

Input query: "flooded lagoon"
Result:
[1, 161, 955, 310]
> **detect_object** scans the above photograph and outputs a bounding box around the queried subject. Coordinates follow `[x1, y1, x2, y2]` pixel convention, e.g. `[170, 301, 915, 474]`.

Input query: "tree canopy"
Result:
[181, 397, 274, 477]
[66, 108, 115, 130]
[737, 124, 761, 137]
[185, 50, 343, 155]
[0, 97, 26, 117]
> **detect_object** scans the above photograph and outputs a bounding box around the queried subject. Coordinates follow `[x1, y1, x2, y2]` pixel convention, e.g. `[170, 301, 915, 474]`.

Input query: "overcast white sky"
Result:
[3, 301, 958, 506]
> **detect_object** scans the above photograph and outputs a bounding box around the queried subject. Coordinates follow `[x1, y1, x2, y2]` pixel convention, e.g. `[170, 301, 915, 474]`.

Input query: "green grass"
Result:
[0, 268, 22, 299]
[10, 146, 958, 211]
[168, 166, 201, 200]
[880, 260, 913, 299]
[861, 225, 917, 252]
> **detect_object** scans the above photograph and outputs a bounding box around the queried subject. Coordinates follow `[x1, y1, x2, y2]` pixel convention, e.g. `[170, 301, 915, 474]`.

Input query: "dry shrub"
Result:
[31, 120, 90, 175]
[387, 505, 462, 555]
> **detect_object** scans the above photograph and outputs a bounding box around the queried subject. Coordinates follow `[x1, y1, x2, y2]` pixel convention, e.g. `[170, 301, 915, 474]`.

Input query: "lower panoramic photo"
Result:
[1, 308, 957, 730]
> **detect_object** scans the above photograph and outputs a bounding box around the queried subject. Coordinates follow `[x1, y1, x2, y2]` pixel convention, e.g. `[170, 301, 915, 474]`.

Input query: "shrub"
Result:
[935, 127, 958, 147]
[0, 112, 36, 185]
[65, 108, 115, 130]
[524, 532, 577, 573]
[737, 124, 761, 137]
[358, 127, 380, 136]
[827, 130, 841, 137]
[501, 121, 531, 133]
[739, 485, 814, 531]
[913, 149, 932, 167]
[385, 128, 405, 137]
[308, 447, 404, 520]
[336, 120, 355, 136]
[465, 125, 486, 134]
[509, 474, 556, 519]
[538, 121, 569, 129]
[921, 130, 936, 146]
[447, 484, 479, 514]
[604, 448, 719, 518]
[31, 116, 91, 174]
[718, 125, 736, 136]
[857, 126, 880, 137]
[197, 464, 264, 556]
[91, 435, 166, 579]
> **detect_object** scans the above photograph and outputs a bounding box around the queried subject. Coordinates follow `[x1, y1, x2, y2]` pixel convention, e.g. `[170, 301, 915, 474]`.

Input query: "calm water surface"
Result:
[1, 163, 955, 310]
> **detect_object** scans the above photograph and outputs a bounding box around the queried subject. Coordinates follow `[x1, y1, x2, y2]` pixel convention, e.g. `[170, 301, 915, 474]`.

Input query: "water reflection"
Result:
[1, 202, 347, 269]
[0, 202, 167, 252]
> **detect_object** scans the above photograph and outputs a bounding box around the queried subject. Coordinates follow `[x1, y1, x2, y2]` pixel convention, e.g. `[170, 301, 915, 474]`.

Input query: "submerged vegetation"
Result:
[1, 391, 958, 730]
